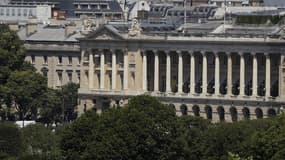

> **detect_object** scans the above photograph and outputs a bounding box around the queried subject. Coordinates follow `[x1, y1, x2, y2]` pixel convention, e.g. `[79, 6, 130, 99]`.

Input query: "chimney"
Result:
[65, 22, 77, 38]
[26, 23, 37, 37]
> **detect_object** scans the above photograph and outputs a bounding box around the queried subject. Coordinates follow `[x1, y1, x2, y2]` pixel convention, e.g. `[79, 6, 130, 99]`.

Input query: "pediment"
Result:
[85, 26, 124, 41]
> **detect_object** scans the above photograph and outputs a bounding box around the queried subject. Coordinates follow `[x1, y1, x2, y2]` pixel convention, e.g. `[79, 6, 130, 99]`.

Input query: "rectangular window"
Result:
[58, 56, 62, 64]
[67, 72, 72, 82]
[18, 9, 21, 16]
[68, 56, 72, 65]
[0, 8, 4, 16]
[6, 8, 10, 16]
[43, 56, 48, 64]
[23, 9, 27, 16]
[77, 72, 80, 83]
[31, 55, 35, 64]
[57, 72, 62, 86]
[11, 9, 15, 16]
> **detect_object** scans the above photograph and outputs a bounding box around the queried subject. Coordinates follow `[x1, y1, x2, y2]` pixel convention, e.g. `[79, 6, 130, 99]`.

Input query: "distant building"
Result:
[0, 5, 51, 24]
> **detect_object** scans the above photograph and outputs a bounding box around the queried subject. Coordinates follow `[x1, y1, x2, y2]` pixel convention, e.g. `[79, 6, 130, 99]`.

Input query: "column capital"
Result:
[177, 50, 182, 56]
[251, 52, 257, 56]
[214, 52, 219, 57]
[226, 52, 232, 56]
[201, 51, 206, 56]
[238, 52, 244, 56]
[188, 50, 194, 55]
[165, 50, 170, 55]
[264, 53, 270, 57]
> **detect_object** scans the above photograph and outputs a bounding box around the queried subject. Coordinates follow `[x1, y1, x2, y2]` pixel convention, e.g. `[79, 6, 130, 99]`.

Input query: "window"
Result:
[68, 56, 72, 65]
[0, 8, 4, 16]
[11, 9, 15, 16]
[43, 56, 48, 64]
[31, 55, 35, 64]
[6, 8, 10, 16]
[23, 9, 27, 16]
[29, 9, 33, 16]
[67, 72, 72, 82]
[18, 9, 21, 16]
[77, 72, 80, 83]
[58, 56, 62, 64]
[57, 72, 62, 86]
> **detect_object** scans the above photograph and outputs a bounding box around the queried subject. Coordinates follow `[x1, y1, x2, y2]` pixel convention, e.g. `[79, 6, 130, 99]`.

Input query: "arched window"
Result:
[255, 108, 263, 119]
[192, 105, 200, 117]
[180, 104, 188, 116]
[242, 107, 250, 120]
[230, 107, 238, 122]
[205, 105, 212, 120]
[217, 106, 225, 122]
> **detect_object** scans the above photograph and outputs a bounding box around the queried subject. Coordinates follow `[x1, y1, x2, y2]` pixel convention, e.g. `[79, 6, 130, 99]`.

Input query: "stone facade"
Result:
[77, 24, 285, 122]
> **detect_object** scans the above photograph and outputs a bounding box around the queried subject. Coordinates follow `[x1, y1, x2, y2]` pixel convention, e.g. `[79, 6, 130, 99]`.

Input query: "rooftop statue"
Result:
[128, 18, 142, 37]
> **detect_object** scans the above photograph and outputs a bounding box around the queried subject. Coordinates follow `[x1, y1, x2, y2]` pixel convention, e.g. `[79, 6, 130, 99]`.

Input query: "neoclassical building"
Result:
[77, 22, 285, 122]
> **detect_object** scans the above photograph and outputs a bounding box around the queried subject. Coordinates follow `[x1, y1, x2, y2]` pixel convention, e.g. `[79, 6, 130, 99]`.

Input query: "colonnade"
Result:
[143, 50, 281, 98]
[83, 48, 282, 98]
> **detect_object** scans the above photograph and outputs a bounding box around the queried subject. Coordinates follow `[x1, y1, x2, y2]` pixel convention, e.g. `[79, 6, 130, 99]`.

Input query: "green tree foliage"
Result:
[61, 95, 193, 160]
[21, 124, 61, 160]
[61, 82, 79, 122]
[0, 121, 23, 158]
[5, 70, 47, 121]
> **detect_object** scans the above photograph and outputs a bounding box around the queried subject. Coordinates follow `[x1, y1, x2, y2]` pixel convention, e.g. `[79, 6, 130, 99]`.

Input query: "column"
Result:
[279, 54, 285, 97]
[252, 53, 258, 96]
[239, 52, 245, 96]
[154, 51, 159, 92]
[100, 50, 105, 89]
[123, 50, 128, 90]
[142, 51, 147, 91]
[227, 52, 232, 96]
[202, 52, 208, 94]
[190, 51, 195, 94]
[178, 51, 183, 93]
[166, 51, 171, 92]
[265, 53, 271, 97]
[111, 50, 117, 90]
[214, 52, 220, 95]
[88, 52, 94, 89]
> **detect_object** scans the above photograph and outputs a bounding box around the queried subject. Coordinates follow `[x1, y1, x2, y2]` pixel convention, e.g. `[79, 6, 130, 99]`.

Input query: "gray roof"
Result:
[18, 25, 83, 42]
[264, 0, 285, 6]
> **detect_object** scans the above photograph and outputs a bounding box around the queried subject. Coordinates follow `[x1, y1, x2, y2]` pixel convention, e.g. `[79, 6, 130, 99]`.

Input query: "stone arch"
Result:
[217, 106, 225, 122]
[205, 105, 212, 120]
[242, 107, 250, 120]
[267, 108, 276, 118]
[192, 105, 200, 117]
[230, 107, 238, 122]
[180, 104, 188, 116]
[255, 108, 263, 119]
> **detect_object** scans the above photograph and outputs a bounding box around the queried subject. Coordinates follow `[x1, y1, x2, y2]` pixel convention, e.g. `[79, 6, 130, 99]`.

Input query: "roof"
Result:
[264, 0, 285, 6]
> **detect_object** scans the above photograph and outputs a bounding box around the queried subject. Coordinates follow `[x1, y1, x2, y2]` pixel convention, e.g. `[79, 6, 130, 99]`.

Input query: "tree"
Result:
[37, 89, 62, 126]
[5, 70, 47, 124]
[60, 95, 189, 160]
[61, 82, 79, 122]
[21, 124, 61, 159]
[0, 121, 23, 158]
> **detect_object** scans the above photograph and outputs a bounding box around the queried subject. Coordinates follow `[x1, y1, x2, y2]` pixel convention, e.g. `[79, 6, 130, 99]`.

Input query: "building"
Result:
[76, 20, 285, 122]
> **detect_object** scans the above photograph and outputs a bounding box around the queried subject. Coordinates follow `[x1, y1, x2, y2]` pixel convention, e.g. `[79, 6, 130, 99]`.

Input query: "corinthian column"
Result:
[100, 50, 105, 89]
[239, 52, 245, 96]
[227, 52, 232, 96]
[265, 53, 271, 97]
[190, 51, 195, 94]
[88, 51, 94, 89]
[154, 50, 159, 92]
[202, 51, 208, 94]
[214, 52, 220, 95]
[166, 51, 171, 93]
[123, 50, 128, 90]
[252, 53, 258, 97]
[111, 50, 117, 90]
[178, 51, 183, 93]
[142, 51, 147, 91]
